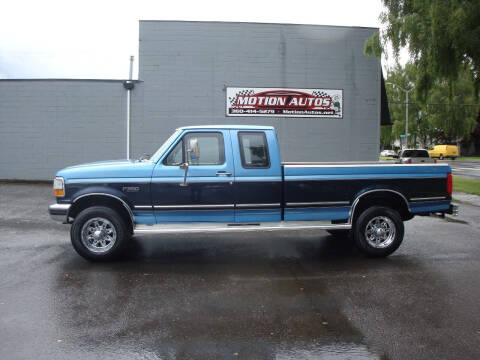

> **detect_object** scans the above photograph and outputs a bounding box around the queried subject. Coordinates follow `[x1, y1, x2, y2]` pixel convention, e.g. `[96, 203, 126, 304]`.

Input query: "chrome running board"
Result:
[133, 221, 351, 235]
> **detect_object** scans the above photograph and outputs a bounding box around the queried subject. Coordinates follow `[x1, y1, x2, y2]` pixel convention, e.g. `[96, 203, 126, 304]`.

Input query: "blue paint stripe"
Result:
[67, 178, 150, 184]
[284, 207, 350, 221]
[151, 177, 233, 183]
[235, 209, 281, 222]
[133, 212, 156, 225]
[284, 165, 451, 177]
[409, 200, 450, 214]
[234, 176, 282, 182]
[285, 174, 445, 181]
[154, 210, 234, 223]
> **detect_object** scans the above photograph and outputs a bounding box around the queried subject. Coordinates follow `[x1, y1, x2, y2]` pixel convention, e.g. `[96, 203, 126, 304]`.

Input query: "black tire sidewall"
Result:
[70, 206, 128, 261]
[354, 206, 404, 257]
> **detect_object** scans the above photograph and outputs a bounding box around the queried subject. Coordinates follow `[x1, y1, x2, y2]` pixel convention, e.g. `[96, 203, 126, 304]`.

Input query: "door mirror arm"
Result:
[180, 161, 189, 186]
[180, 142, 199, 186]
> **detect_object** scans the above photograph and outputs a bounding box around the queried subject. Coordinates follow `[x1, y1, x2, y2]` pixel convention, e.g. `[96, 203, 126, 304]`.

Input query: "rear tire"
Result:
[70, 206, 129, 261]
[353, 206, 404, 257]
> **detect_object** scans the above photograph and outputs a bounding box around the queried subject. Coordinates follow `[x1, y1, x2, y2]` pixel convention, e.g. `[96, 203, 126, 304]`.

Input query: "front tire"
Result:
[353, 206, 404, 257]
[70, 206, 129, 261]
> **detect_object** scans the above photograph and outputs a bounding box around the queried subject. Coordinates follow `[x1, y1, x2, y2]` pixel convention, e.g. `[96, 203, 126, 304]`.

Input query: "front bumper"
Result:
[48, 203, 71, 223]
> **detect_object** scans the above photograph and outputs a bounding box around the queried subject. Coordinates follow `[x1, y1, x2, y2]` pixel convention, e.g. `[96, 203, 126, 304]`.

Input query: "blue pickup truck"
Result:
[49, 125, 457, 261]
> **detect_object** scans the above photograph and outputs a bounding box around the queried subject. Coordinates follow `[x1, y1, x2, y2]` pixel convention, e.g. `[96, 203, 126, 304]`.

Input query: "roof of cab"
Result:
[177, 125, 275, 130]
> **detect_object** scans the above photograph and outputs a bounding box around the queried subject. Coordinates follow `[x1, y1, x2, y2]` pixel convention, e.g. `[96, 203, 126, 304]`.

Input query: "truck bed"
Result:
[282, 162, 451, 222]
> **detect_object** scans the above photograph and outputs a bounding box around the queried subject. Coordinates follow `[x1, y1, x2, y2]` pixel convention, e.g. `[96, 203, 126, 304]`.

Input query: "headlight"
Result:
[53, 177, 65, 197]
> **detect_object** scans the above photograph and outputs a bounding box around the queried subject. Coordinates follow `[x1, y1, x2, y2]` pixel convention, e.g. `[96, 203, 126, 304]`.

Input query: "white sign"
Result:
[226, 87, 343, 118]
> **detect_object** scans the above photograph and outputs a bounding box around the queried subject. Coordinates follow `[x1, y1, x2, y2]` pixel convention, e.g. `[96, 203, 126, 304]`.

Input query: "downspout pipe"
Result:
[123, 56, 135, 159]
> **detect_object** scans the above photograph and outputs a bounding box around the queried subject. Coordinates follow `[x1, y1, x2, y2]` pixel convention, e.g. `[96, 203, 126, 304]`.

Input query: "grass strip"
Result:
[453, 176, 480, 196]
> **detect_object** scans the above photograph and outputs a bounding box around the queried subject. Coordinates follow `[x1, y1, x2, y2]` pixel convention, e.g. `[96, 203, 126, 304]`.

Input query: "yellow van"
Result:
[428, 145, 459, 160]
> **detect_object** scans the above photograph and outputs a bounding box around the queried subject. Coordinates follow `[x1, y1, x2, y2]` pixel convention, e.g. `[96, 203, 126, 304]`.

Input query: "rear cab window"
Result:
[238, 132, 270, 168]
[401, 150, 429, 157]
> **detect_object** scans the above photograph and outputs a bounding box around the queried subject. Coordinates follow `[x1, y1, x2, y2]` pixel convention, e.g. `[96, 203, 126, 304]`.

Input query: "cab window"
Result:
[164, 132, 225, 166]
[184, 132, 225, 165]
[238, 132, 270, 168]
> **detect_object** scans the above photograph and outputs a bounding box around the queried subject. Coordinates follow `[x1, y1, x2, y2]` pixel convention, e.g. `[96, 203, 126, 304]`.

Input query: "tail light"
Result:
[447, 173, 452, 196]
[407, 158, 412, 164]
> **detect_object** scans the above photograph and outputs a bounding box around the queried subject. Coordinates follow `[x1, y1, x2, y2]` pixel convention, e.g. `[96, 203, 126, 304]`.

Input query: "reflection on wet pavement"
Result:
[1, 184, 480, 359]
[49, 234, 379, 359]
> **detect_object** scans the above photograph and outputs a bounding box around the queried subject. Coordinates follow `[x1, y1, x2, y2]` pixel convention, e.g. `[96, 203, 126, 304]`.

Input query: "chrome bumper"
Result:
[48, 203, 71, 223]
[447, 204, 459, 216]
[452, 204, 459, 216]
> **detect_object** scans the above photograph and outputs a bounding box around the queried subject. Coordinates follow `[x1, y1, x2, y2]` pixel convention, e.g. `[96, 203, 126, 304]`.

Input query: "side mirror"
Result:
[187, 138, 200, 160]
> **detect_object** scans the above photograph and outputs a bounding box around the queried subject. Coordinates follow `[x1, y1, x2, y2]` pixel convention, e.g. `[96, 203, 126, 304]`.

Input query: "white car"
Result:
[380, 149, 396, 157]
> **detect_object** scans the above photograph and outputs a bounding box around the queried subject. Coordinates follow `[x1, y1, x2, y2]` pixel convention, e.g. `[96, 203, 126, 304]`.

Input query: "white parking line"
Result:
[453, 167, 480, 171]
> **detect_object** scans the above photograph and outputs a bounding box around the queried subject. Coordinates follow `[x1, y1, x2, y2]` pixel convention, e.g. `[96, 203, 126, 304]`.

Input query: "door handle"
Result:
[216, 171, 232, 177]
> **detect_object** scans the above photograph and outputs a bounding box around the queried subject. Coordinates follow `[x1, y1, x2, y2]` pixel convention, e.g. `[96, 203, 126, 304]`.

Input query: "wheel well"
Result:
[68, 195, 134, 234]
[351, 191, 411, 223]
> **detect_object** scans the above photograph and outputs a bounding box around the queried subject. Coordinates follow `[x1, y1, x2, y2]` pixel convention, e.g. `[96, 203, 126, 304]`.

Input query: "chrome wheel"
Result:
[364, 216, 396, 249]
[81, 217, 117, 253]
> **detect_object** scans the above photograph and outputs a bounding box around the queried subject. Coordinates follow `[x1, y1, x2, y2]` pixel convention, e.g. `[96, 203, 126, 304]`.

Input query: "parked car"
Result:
[397, 149, 436, 164]
[428, 145, 459, 160]
[49, 125, 456, 261]
[380, 149, 396, 157]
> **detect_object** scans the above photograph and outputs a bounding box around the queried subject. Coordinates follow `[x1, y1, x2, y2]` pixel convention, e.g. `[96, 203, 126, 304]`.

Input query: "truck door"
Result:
[231, 130, 282, 222]
[151, 129, 235, 223]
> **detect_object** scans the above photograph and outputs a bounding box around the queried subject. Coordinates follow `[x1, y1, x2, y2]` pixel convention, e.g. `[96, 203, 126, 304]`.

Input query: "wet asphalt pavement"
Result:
[1, 183, 480, 360]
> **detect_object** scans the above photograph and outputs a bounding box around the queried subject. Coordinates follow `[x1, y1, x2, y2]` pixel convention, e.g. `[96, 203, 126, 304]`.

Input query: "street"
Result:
[1, 183, 480, 359]
[446, 160, 480, 179]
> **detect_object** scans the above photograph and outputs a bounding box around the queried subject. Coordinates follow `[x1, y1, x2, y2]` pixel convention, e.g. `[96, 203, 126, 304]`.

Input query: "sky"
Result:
[0, 0, 392, 79]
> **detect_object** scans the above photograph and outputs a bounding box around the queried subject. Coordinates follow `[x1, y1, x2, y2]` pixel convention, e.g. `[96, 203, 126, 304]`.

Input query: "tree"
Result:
[425, 70, 478, 143]
[385, 63, 478, 147]
[384, 63, 422, 147]
[380, 125, 395, 149]
[367, 1, 480, 99]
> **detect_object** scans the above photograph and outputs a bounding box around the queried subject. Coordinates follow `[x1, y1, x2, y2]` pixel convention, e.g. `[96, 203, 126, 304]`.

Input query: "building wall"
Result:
[0, 80, 127, 180]
[0, 21, 380, 180]
[132, 21, 380, 162]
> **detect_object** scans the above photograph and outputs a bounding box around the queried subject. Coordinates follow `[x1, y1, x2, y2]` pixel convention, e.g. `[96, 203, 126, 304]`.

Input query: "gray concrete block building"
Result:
[0, 21, 386, 180]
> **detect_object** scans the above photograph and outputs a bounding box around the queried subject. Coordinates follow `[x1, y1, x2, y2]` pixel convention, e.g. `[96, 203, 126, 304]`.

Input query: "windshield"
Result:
[150, 130, 182, 162]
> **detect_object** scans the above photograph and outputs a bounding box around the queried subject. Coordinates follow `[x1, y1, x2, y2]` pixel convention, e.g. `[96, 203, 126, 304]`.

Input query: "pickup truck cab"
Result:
[397, 149, 436, 164]
[49, 125, 457, 261]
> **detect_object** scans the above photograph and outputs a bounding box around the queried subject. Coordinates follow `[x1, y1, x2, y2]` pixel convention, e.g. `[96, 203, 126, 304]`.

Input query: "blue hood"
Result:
[57, 159, 155, 180]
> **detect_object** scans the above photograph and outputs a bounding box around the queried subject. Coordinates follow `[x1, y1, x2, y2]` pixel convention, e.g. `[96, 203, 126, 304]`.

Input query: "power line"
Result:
[388, 101, 480, 107]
